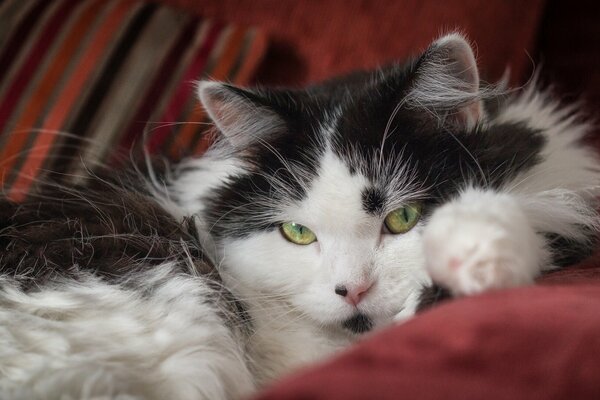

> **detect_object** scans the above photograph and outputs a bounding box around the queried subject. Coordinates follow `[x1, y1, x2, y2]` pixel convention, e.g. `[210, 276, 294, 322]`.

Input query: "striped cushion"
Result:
[0, 0, 266, 201]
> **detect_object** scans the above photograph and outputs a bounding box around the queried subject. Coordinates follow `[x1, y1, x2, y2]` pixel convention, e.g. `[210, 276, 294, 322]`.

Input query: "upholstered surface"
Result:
[1, 2, 599, 399]
[0, 0, 266, 201]
[161, 0, 546, 86]
[254, 270, 600, 400]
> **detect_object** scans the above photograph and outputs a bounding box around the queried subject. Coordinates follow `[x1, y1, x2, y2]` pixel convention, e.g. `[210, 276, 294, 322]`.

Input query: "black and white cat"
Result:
[1, 33, 598, 399]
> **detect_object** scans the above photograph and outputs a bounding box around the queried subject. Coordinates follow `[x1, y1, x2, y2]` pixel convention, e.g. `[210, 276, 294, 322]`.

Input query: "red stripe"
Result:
[117, 16, 200, 155]
[5, 0, 135, 201]
[6, 0, 109, 201]
[0, 0, 80, 134]
[0, 1, 51, 86]
[169, 26, 248, 158]
[147, 21, 223, 154]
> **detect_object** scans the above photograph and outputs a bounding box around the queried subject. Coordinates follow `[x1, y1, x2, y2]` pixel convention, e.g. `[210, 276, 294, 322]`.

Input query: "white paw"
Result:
[423, 191, 548, 296]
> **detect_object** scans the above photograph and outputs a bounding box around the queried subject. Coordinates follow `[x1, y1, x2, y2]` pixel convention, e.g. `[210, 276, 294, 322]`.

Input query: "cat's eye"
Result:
[280, 222, 317, 245]
[384, 203, 422, 234]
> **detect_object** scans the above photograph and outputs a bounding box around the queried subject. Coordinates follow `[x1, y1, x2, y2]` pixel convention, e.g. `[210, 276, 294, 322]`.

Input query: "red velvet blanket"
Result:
[254, 262, 600, 400]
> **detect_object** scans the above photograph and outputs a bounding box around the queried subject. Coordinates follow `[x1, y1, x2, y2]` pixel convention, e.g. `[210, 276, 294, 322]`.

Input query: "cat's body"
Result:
[0, 174, 255, 399]
[1, 34, 599, 399]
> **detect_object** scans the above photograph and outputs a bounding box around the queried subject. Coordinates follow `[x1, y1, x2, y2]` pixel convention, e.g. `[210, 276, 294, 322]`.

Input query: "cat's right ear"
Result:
[197, 81, 285, 148]
[407, 33, 485, 130]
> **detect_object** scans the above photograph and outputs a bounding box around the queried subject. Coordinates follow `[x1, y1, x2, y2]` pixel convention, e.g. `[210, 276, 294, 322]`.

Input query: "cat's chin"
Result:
[342, 313, 373, 334]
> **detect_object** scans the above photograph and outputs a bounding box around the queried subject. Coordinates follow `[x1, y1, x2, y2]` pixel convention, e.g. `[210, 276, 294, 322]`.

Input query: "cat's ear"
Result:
[197, 81, 285, 147]
[407, 33, 483, 129]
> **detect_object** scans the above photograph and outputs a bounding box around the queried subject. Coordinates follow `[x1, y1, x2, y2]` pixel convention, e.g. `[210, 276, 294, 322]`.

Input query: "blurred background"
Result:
[164, 0, 599, 108]
[0, 0, 598, 201]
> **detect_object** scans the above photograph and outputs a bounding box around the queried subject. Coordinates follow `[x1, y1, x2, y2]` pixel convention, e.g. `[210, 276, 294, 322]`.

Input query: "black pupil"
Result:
[402, 207, 409, 222]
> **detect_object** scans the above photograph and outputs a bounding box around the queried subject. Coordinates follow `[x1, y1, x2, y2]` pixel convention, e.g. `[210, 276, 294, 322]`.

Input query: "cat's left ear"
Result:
[197, 81, 285, 148]
[407, 33, 484, 129]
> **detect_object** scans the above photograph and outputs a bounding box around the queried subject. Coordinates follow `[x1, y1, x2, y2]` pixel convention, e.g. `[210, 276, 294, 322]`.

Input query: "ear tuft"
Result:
[197, 81, 233, 129]
[431, 33, 480, 92]
[407, 33, 484, 129]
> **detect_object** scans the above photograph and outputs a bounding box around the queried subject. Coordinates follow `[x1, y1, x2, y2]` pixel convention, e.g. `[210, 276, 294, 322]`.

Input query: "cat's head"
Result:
[191, 34, 499, 334]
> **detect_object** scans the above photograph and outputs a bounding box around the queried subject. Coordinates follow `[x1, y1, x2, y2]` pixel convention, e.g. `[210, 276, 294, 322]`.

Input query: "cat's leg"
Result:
[422, 187, 596, 296]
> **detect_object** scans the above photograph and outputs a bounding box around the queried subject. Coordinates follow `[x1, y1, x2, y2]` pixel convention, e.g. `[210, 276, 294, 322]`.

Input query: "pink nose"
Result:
[334, 282, 373, 306]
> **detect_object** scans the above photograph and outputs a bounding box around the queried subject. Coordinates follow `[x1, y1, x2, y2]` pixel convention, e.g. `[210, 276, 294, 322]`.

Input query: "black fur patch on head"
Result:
[343, 313, 373, 334]
[362, 186, 386, 215]
[202, 62, 548, 241]
[201, 91, 327, 239]
[328, 66, 547, 205]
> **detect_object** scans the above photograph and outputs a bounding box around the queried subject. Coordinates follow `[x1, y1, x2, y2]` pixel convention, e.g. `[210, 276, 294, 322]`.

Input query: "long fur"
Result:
[1, 33, 599, 399]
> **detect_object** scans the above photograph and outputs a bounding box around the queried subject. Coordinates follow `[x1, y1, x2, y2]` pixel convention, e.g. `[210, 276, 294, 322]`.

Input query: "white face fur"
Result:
[175, 32, 525, 335]
[218, 149, 430, 332]
[172, 33, 600, 341]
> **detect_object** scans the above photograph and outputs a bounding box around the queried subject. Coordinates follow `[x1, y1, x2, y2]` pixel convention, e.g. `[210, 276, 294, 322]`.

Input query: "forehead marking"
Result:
[362, 187, 386, 215]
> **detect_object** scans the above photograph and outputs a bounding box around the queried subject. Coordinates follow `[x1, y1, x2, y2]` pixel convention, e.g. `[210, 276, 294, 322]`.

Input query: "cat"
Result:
[1, 33, 599, 400]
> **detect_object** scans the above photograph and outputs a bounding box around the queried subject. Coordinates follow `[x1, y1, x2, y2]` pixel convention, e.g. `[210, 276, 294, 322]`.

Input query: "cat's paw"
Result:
[422, 191, 548, 296]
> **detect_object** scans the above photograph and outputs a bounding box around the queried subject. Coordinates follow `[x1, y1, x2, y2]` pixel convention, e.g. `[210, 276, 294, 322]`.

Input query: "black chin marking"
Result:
[343, 313, 373, 334]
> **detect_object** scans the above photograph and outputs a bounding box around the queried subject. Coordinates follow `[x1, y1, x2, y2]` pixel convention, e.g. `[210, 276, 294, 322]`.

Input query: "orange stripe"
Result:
[9, 1, 134, 201]
[169, 27, 247, 159]
[233, 30, 268, 85]
[193, 30, 268, 155]
[8, 0, 104, 157]
[0, 0, 84, 188]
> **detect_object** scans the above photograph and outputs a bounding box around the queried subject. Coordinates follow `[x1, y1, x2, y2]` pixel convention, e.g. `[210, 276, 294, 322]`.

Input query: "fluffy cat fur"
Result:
[1, 33, 599, 399]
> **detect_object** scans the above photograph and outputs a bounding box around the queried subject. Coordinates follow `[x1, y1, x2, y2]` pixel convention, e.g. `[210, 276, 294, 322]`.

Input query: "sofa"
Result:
[1, 0, 599, 398]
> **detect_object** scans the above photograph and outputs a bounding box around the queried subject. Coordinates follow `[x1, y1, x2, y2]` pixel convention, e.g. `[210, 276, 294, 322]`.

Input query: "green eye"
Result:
[280, 222, 317, 245]
[384, 203, 422, 234]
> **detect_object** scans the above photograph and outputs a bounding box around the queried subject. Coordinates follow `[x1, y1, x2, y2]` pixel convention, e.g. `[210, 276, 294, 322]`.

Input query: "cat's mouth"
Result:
[342, 313, 373, 334]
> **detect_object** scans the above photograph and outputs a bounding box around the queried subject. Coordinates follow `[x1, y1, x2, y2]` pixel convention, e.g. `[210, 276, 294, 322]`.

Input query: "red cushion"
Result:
[161, 0, 545, 85]
[0, 0, 266, 202]
[253, 274, 600, 400]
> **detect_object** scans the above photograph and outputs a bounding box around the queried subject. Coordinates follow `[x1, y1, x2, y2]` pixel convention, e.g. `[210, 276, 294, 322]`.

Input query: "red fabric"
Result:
[539, 261, 600, 285]
[0, 1, 50, 80]
[146, 21, 225, 154]
[0, 0, 78, 133]
[160, 0, 545, 86]
[254, 280, 600, 400]
[119, 16, 200, 152]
